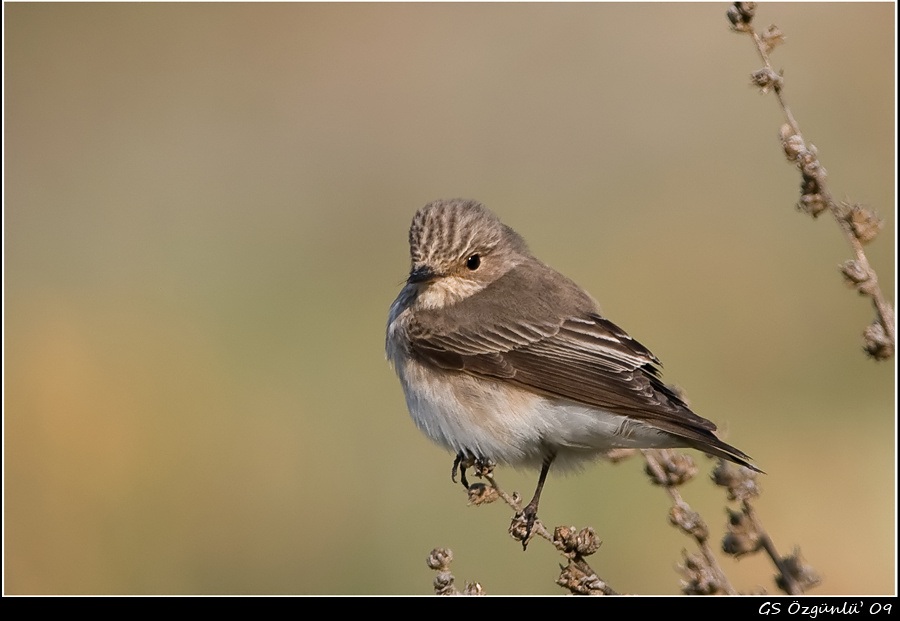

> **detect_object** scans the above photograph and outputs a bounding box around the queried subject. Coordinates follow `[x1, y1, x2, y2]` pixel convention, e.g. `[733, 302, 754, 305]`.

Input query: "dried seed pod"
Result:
[426, 547, 453, 571]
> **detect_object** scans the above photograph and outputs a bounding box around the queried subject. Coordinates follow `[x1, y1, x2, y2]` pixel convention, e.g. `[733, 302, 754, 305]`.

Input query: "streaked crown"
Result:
[408, 199, 527, 269]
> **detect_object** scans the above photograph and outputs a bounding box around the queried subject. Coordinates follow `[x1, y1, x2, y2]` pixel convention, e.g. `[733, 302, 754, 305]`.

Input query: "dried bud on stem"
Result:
[557, 561, 614, 595]
[780, 124, 805, 161]
[670, 504, 709, 542]
[727, 2, 757, 32]
[863, 321, 894, 360]
[760, 25, 785, 53]
[844, 203, 883, 244]
[751, 67, 784, 94]
[645, 450, 697, 486]
[426, 547, 453, 571]
[776, 548, 821, 593]
[432, 572, 456, 595]
[427, 547, 459, 595]
[723, 508, 763, 557]
[712, 461, 761, 502]
[467, 483, 499, 506]
[678, 552, 727, 595]
[462, 582, 485, 595]
[552, 525, 602, 557]
[574, 527, 602, 557]
[426, 547, 485, 595]
[796, 193, 829, 218]
[840, 259, 871, 289]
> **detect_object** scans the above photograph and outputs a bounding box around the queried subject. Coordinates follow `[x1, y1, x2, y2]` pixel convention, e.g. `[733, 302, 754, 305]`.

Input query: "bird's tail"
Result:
[687, 432, 763, 473]
[652, 420, 763, 473]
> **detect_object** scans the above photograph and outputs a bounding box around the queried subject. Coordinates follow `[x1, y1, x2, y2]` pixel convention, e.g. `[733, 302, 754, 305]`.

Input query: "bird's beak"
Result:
[408, 265, 439, 284]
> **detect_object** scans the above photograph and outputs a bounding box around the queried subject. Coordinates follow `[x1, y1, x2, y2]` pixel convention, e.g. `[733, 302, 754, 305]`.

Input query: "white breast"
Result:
[391, 349, 676, 471]
[386, 289, 677, 472]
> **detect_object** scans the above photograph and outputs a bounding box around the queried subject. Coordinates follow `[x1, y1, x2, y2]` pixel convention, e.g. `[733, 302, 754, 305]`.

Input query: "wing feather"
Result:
[408, 262, 717, 434]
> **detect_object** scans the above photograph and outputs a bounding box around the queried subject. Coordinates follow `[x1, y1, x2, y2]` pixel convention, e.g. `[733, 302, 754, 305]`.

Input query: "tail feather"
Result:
[653, 420, 762, 473]
[687, 434, 763, 473]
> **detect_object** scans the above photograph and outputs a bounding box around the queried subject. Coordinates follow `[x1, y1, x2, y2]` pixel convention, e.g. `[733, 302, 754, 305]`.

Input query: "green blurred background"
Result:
[4, 3, 895, 595]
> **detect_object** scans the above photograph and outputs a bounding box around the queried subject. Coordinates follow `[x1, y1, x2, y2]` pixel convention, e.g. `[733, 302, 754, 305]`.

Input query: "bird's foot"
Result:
[510, 501, 540, 551]
[451, 452, 474, 489]
[472, 457, 495, 479]
[452, 454, 496, 491]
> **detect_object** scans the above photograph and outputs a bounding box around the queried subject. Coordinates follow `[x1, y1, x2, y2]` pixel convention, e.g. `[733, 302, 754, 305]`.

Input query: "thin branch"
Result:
[643, 450, 738, 595]
[426, 548, 485, 595]
[471, 465, 619, 595]
[713, 460, 821, 594]
[728, 2, 895, 360]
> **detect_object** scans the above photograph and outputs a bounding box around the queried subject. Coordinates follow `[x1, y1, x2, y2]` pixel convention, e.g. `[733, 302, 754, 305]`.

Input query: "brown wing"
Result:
[409, 261, 757, 468]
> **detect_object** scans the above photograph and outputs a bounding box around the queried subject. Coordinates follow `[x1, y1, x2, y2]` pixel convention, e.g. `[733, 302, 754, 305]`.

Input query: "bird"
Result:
[386, 198, 758, 544]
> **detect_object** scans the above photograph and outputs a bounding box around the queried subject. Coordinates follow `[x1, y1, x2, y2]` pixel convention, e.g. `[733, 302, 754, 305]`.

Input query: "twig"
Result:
[642, 449, 738, 595]
[471, 465, 618, 595]
[727, 2, 895, 360]
[713, 460, 821, 594]
[425, 548, 485, 595]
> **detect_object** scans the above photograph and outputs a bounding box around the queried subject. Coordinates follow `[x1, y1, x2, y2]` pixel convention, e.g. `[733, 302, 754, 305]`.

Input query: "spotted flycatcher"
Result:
[386, 198, 757, 542]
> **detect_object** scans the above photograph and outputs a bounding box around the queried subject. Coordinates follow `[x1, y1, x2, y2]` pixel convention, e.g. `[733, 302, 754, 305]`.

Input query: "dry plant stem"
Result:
[559, 561, 618, 596]
[426, 547, 485, 595]
[713, 459, 817, 594]
[742, 499, 801, 595]
[642, 450, 738, 595]
[553, 525, 620, 595]
[479, 470, 617, 595]
[734, 3, 895, 356]
[479, 470, 553, 545]
[746, 27, 799, 135]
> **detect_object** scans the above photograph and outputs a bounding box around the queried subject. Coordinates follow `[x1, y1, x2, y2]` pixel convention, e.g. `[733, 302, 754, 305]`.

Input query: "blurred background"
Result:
[4, 3, 895, 595]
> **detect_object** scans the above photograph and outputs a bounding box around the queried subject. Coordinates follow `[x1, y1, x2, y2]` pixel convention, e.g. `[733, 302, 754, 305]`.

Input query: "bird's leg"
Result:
[518, 453, 555, 549]
[451, 452, 474, 489]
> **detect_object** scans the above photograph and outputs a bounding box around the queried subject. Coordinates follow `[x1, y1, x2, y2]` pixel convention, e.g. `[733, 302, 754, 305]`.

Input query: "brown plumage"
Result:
[387, 198, 758, 544]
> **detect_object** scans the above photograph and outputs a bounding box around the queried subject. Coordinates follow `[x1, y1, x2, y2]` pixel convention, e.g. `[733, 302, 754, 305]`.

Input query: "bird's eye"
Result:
[466, 254, 481, 271]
